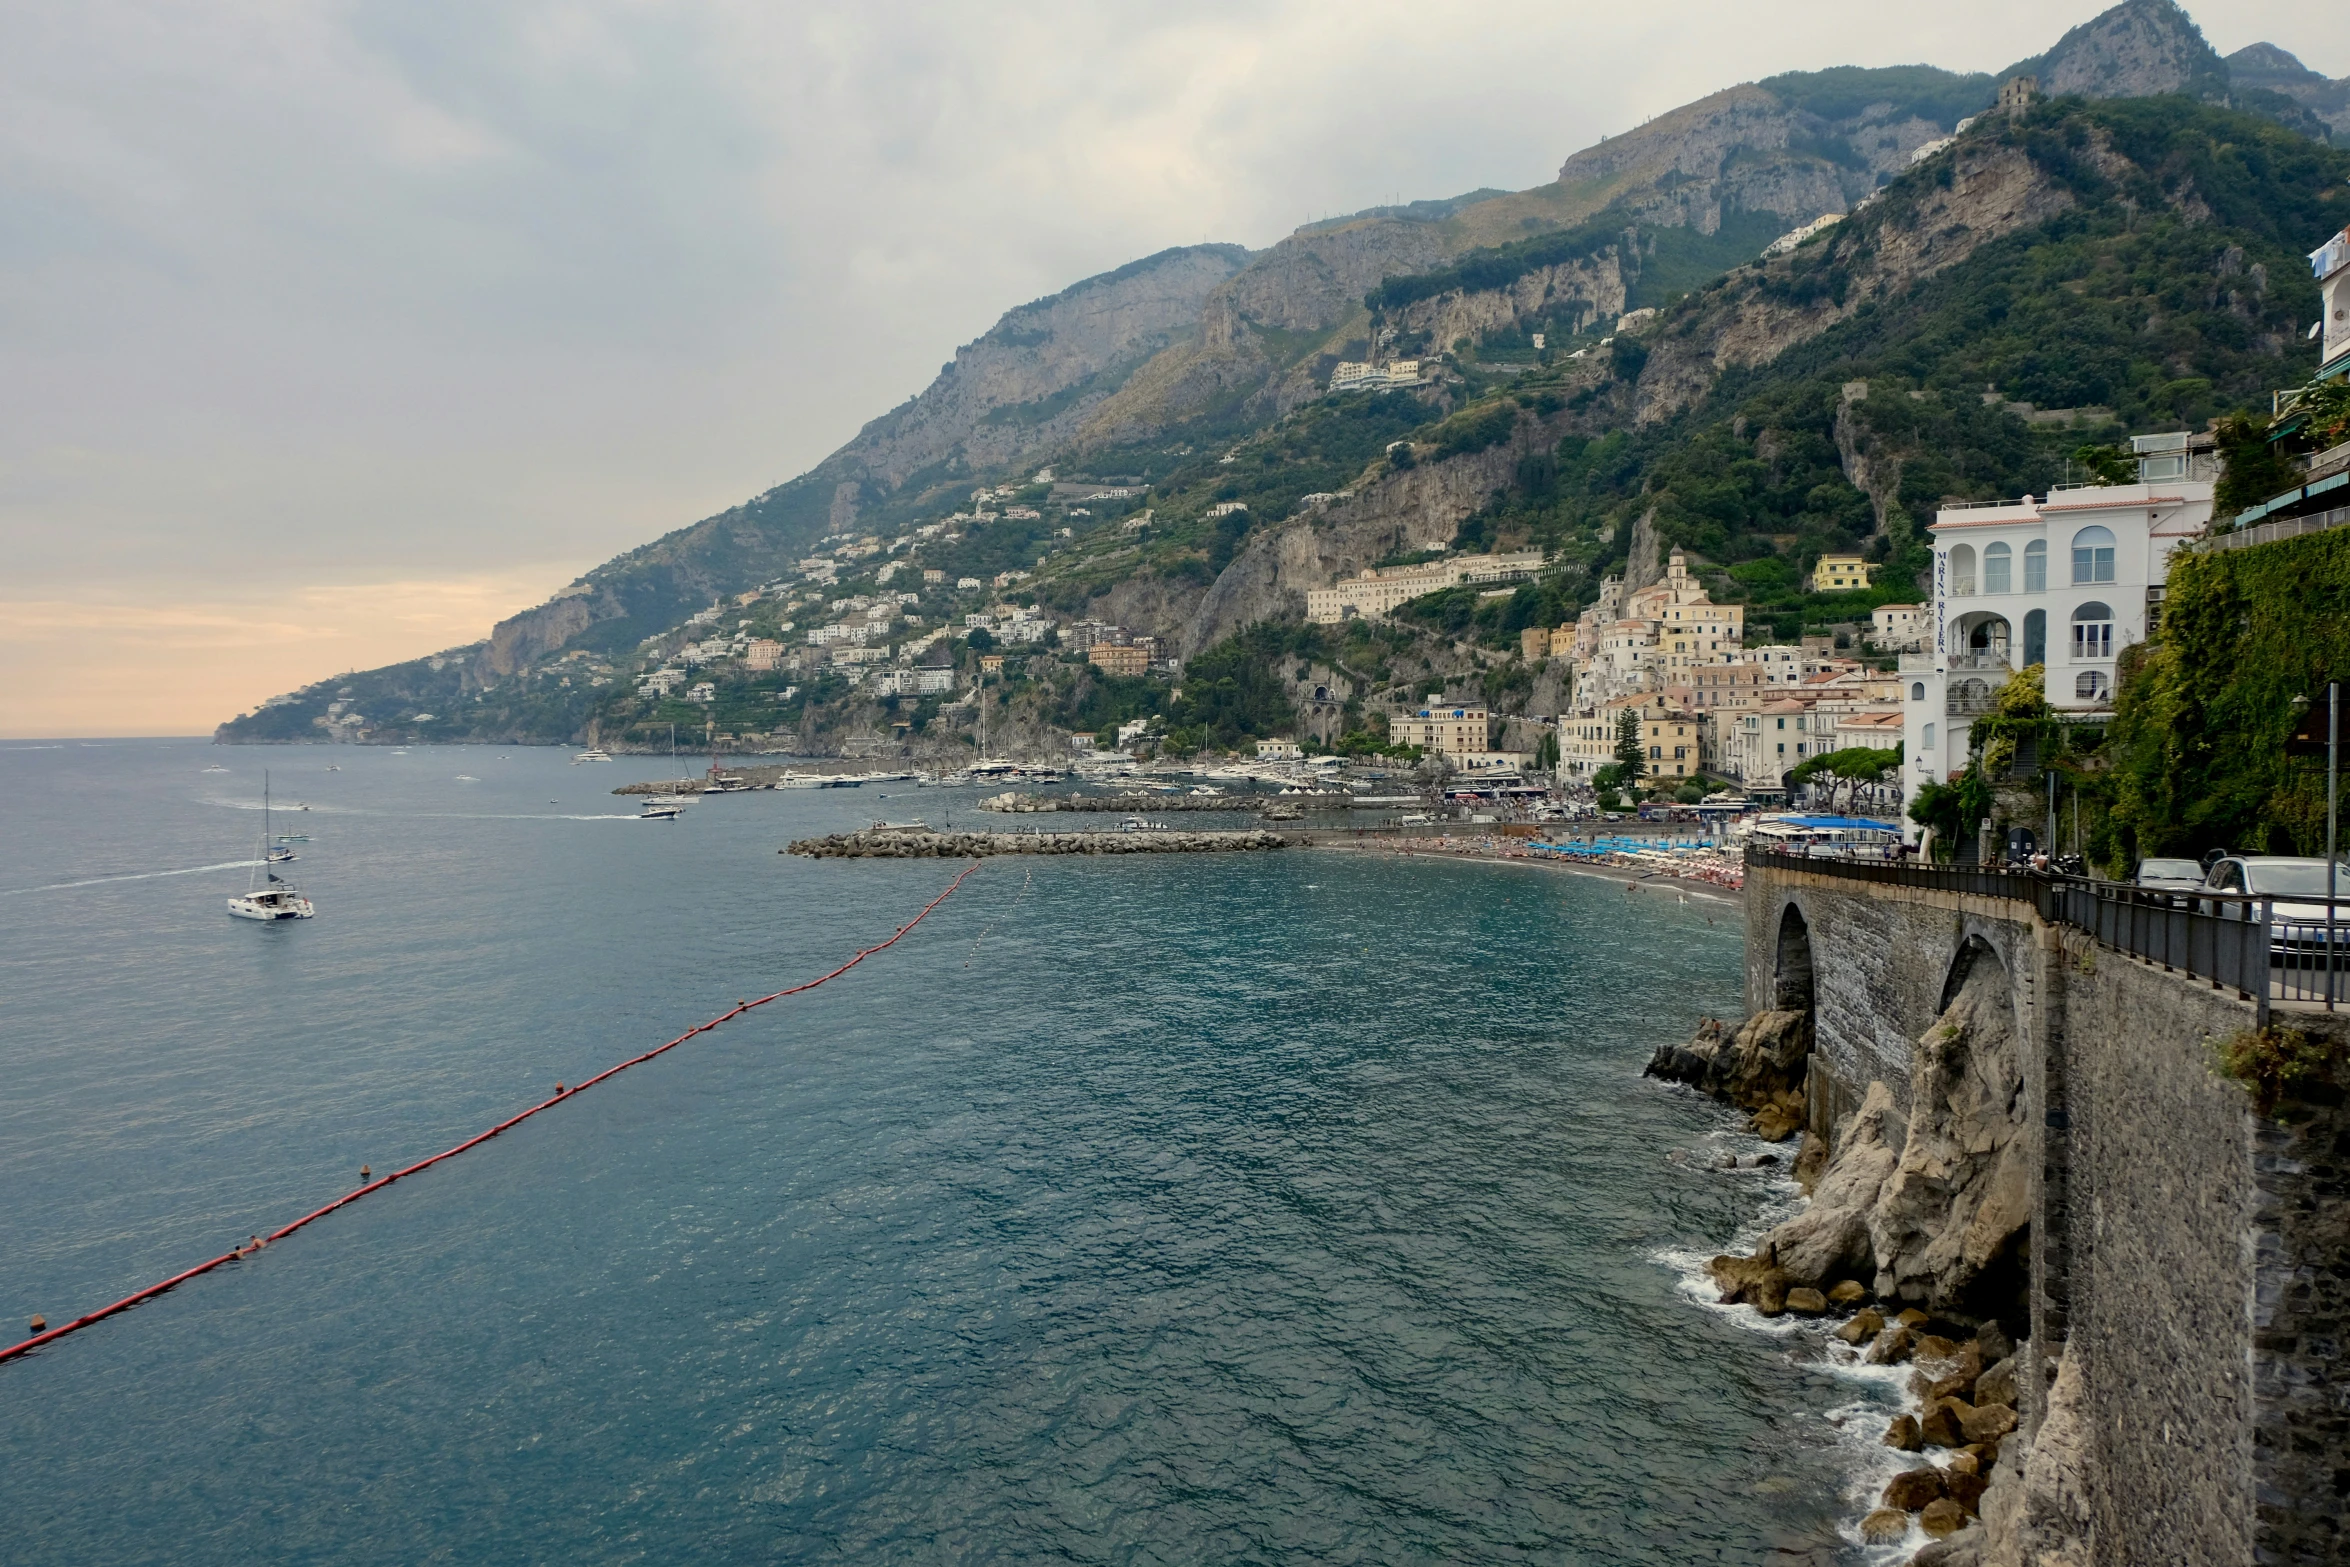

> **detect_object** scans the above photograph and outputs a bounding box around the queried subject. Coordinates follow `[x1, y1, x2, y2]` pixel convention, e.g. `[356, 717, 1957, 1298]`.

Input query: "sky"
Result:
[2, 1, 2343, 737]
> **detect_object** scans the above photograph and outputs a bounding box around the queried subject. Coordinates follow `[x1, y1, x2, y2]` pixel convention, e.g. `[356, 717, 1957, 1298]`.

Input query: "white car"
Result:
[2200, 856, 2350, 959]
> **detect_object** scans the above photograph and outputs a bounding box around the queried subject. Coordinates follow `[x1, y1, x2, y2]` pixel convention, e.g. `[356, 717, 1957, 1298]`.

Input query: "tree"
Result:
[1784, 744, 1903, 812]
[2070, 444, 2137, 485]
[1535, 729, 1561, 772]
[1613, 707, 1645, 779]
[2212, 412, 2302, 521]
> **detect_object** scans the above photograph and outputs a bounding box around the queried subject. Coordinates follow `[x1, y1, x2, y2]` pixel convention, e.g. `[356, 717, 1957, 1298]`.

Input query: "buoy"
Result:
[27, 1316, 43, 1335]
[360, 1165, 371, 1181]
[555, 1084, 565, 1094]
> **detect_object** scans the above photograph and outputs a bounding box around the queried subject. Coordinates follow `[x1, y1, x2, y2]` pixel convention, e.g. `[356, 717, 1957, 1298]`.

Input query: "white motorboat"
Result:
[201, 764, 229, 774]
[573, 749, 613, 763]
[229, 773, 315, 921]
[266, 844, 296, 864]
[641, 799, 684, 820]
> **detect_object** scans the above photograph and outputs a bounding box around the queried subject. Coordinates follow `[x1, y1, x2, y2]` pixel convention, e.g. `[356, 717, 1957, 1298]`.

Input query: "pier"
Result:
[785, 828, 1291, 858]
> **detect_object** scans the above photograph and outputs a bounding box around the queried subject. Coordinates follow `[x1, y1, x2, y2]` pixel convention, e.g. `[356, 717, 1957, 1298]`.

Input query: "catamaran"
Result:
[228, 772, 315, 921]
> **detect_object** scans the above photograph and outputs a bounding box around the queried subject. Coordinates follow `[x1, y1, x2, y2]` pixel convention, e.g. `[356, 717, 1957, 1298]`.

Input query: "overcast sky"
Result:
[2, 0, 2341, 737]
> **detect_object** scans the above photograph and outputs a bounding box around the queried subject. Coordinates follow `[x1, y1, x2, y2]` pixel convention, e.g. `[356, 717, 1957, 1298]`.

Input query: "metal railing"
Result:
[2207, 502, 2350, 553]
[1748, 848, 2348, 1017]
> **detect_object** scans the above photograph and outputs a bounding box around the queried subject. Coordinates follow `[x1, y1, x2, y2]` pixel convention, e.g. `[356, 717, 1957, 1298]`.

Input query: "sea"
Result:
[0, 740, 1906, 1565]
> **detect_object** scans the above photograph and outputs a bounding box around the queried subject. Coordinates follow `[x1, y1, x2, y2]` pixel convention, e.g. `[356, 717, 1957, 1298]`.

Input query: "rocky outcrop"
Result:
[1387, 254, 1629, 356]
[1754, 1081, 1903, 1286]
[1177, 395, 1593, 654]
[2022, 0, 2226, 103]
[1869, 961, 2031, 1316]
[1629, 135, 2077, 426]
[2226, 43, 2350, 142]
[844, 244, 1253, 488]
[1645, 1010, 1811, 1108]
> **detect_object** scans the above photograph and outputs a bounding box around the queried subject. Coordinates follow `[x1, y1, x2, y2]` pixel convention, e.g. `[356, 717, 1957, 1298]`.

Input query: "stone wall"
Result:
[2051, 928, 2260, 1567]
[1745, 860, 2350, 1566]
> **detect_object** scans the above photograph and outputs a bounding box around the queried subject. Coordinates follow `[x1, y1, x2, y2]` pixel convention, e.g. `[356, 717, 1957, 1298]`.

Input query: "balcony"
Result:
[1946, 651, 2013, 673]
[1947, 677, 2001, 717]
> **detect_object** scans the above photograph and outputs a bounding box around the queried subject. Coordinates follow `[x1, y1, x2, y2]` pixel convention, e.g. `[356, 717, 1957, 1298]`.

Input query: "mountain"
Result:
[216, 1, 2350, 750]
[2226, 42, 2350, 142]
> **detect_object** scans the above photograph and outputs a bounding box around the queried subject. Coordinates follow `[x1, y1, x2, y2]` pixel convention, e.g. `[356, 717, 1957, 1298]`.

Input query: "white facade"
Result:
[2315, 226, 2350, 379]
[1901, 473, 2213, 834]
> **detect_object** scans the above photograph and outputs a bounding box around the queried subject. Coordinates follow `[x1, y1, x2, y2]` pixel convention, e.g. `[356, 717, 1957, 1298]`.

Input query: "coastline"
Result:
[1314, 834, 1745, 906]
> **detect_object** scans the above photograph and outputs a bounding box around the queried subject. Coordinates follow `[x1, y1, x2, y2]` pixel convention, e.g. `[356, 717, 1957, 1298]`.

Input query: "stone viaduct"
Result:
[1746, 856, 2347, 1567]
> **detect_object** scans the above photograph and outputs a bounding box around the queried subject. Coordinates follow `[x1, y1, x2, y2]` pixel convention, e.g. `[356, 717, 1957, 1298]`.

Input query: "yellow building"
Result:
[1808, 555, 1875, 592]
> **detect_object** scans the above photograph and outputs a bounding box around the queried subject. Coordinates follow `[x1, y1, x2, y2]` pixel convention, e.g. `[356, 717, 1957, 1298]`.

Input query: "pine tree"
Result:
[1614, 706, 1645, 778]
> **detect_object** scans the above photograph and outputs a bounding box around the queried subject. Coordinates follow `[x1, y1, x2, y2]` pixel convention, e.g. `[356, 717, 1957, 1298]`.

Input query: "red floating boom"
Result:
[1, 862, 979, 1367]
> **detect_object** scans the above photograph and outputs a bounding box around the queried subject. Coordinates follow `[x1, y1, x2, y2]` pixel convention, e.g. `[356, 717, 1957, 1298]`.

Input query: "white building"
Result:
[1901, 457, 2215, 834]
[1329, 360, 1424, 393]
[1869, 604, 1930, 651]
[1307, 551, 1544, 624]
[2316, 225, 2350, 381]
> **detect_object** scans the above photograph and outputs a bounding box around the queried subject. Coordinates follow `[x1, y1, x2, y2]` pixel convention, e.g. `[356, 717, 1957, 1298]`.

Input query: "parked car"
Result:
[2199, 856, 2350, 960]
[2133, 857, 2206, 892]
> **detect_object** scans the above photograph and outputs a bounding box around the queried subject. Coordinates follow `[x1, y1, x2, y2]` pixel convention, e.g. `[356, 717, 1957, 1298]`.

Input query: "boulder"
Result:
[1882, 1413, 1923, 1451]
[1836, 1308, 1886, 1346]
[1644, 1018, 1728, 1087]
[1751, 1100, 1803, 1142]
[1919, 1497, 1967, 1537]
[1827, 1279, 1870, 1306]
[1785, 1287, 1829, 1315]
[1883, 1466, 1947, 1511]
[1973, 1355, 2018, 1410]
[1912, 1333, 1961, 1366]
[1959, 1402, 2018, 1444]
[1919, 1398, 1972, 1448]
[1974, 1319, 2015, 1365]
[1896, 1308, 1931, 1330]
[1962, 1437, 2003, 1471]
[1947, 1451, 1980, 1477]
[1745, 1080, 1903, 1287]
[1867, 977, 2031, 1315]
[1859, 1508, 1912, 1543]
[1794, 1131, 1829, 1195]
[1867, 1323, 1915, 1365]
[1946, 1467, 1990, 1516]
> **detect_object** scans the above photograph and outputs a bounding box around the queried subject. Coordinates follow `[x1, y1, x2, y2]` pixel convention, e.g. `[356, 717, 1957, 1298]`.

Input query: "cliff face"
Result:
[1628, 134, 2079, 426]
[1387, 253, 1629, 355]
[2016, 0, 2227, 101]
[836, 244, 1253, 490]
[2227, 42, 2350, 143]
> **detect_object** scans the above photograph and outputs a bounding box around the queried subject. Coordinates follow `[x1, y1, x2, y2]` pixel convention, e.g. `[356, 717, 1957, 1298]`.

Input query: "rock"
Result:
[1906, 1531, 1984, 1567]
[2020, 1350, 2093, 1560]
[1963, 1437, 2003, 1470]
[1709, 1250, 1790, 1307]
[1827, 1279, 1870, 1306]
[1912, 1333, 1961, 1366]
[1882, 1413, 1923, 1451]
[1918, 1497, 1966, 1537]
[1946, 1467, 1990, 1516]
[1751, 1099, 1803, 1143]
[1973, 1355, 2018, 1409]
[1958, 1402, 2018, 1444]
[1861, 1503, 1917, 1541]
[1867, 976, 2031, 1316]
[1896, 1308, 1931, 1330]
[1794, 1130, 1829, 1195]
[1858, 1508, 1911, 1543]
[1883, 1466, 1947, 1511]
[1751, 1274, 1790, 1316]
[1785, 1287, 1829, 1315]
[1919, 1398, 1971, 1447]
[1974, 1319, 2015, 1365]
[1867, 1323, 1915, 1365]
[1746, 1080, 1903, 1289]
[1947, 1451, 1980, 1477]
[1644, 1018, 1728, 1087]
[1837, 1308, 1886, 1345]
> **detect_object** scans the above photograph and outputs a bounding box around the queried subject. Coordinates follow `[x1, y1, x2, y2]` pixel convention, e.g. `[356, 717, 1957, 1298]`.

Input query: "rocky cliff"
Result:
[2011, 0, 2227, 102]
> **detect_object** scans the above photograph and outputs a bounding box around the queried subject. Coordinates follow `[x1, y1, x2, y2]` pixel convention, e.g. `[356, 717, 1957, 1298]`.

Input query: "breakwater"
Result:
[786, 828, 1291, 858]
[978, 791, 1308, 814]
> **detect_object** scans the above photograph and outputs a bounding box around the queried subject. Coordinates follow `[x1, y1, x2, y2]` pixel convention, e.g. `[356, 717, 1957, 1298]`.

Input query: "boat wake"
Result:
[3, 859, 262, 896]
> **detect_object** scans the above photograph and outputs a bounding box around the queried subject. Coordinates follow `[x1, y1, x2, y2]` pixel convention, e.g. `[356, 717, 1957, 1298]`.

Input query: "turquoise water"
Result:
[0, 741, 1862, 1564]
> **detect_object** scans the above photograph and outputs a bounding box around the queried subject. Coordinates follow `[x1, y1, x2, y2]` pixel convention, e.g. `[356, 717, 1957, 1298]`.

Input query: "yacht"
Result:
[641, 798, 686, 820]
[573, 749, 613, 764]
[266, 843, 297, 864]
[229, 773, 315, 921]
[201, 764, 229, 774]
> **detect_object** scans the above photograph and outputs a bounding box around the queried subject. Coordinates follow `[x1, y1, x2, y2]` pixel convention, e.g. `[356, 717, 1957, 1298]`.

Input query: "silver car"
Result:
[2133, 857, 2205, 892]
[2201, 856, 2350, 959]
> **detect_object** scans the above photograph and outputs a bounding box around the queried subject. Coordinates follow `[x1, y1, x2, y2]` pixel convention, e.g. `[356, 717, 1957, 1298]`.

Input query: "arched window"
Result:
[1911, 682, 1926, 701]
[2071, 601, 2113, 661]
[2023, 608, 2046, 666]
[1950, 543, 1977, 596]
[2023, 539, 2048, 592]
[1924, 722, 1938, 749]
[1983, 542, 2012, 594]
[2071, 525, 2116, 585]
[2076, 670, 2109, 701]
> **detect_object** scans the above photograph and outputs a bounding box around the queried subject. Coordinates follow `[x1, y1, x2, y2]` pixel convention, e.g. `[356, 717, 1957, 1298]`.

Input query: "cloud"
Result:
[1, 1, 2341, 735]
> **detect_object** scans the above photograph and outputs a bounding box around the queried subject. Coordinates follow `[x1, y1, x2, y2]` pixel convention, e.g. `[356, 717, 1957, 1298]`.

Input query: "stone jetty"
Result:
[786, 827, 1291, 858]
[979, 791, 1263, 813]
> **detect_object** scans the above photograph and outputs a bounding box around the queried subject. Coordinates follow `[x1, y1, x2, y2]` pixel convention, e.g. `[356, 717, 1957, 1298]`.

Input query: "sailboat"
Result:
[228, 772, 315, 921]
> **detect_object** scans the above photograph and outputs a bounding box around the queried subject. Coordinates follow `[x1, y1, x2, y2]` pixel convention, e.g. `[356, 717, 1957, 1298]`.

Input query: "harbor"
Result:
[785, 826, 1291, 857]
